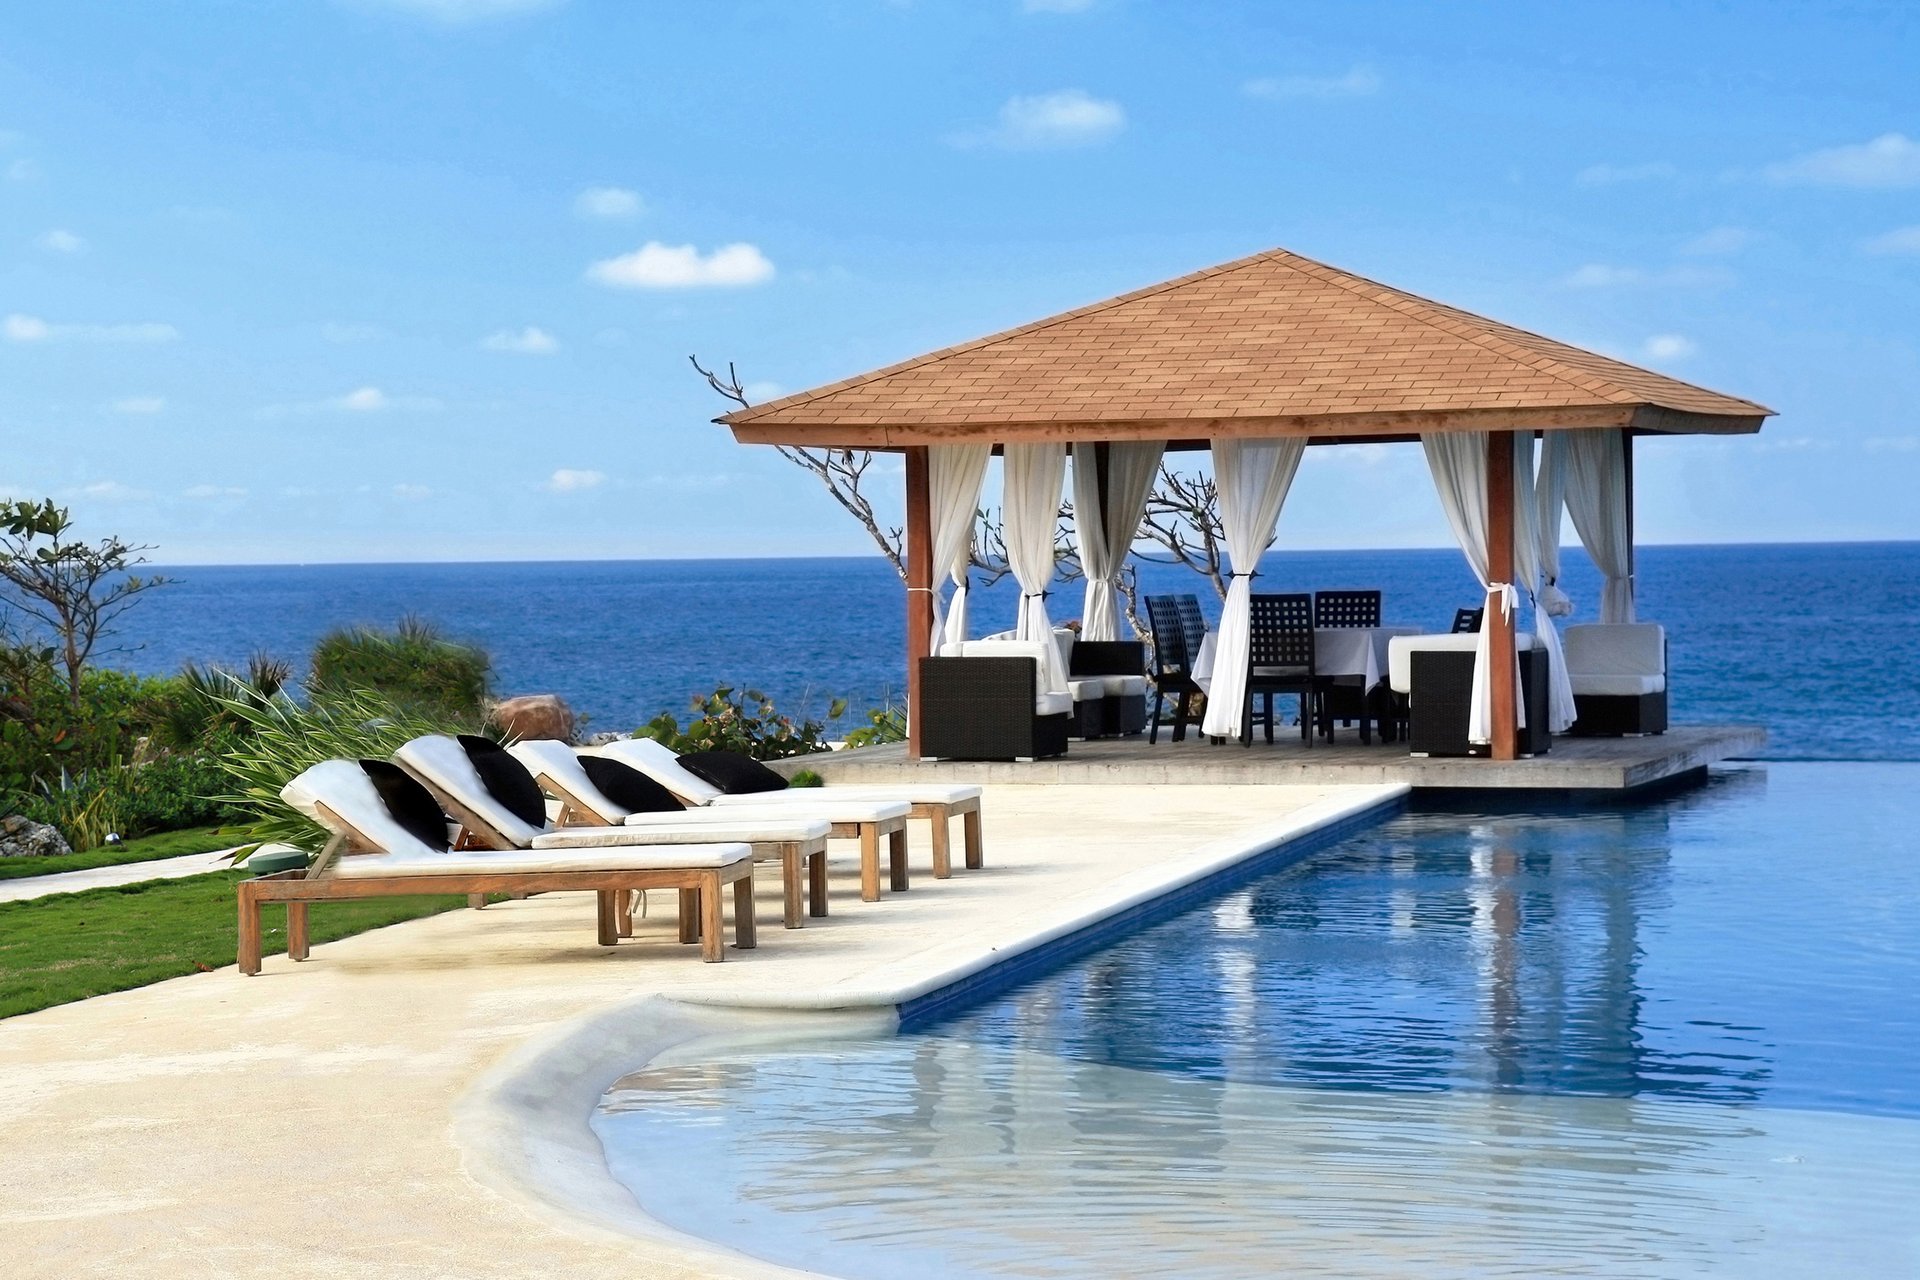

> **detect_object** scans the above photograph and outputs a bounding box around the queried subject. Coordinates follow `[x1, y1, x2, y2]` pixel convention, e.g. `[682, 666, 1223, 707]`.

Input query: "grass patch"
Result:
[0, 870, 476, 1020]
[0, 825, 242, 882]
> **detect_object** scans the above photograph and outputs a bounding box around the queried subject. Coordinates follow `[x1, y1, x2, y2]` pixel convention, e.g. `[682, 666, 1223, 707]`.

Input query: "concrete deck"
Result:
[0, 780, 1402, 1280]
[798, 724, 1766, 792]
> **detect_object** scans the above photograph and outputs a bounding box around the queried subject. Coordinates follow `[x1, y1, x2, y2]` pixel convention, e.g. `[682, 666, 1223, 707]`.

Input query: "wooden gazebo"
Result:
[720, 246, 1772, 760]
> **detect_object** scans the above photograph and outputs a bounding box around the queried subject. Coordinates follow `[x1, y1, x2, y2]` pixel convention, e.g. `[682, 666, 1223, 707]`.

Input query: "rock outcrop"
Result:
[489, 694, 576, 744]
[0, 815, 72, 859]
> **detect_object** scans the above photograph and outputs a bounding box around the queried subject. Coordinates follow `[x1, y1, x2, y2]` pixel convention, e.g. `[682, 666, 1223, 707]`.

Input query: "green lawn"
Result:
[0, 870, 478, 1020]
[0, 825, 244, 882]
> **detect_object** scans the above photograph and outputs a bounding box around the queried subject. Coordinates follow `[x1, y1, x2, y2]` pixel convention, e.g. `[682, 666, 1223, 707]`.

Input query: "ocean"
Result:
[116, 542, 1920, 761]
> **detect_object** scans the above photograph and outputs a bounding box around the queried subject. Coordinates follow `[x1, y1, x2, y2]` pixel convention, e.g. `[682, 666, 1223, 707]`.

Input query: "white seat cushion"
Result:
[1068, 679, 1105, 703]
[588, 737, 725, 805]
[281, 759, 447, 858]
[395, 735, 546, 847]
[332, 842, 751, 877]
[1388, 632, 1535, 694]
[709, 783, 983, 806]
[1571, 672, 1665, 697]
[1099, 675, 1148, 697]
[539, 818, 827, 846]
[507, 739, 627, 823]
[674, 797, 911, 823]
[1564, 624, 1666, 683]
[1035, 691, 1073, 717]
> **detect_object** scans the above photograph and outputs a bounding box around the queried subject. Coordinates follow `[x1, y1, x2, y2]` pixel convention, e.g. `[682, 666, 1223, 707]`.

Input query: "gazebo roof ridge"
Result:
[720, 244, 1774, 447]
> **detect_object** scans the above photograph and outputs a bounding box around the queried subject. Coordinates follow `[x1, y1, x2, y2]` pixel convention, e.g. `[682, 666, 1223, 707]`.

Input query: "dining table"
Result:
[1191, 624, 1422, 696]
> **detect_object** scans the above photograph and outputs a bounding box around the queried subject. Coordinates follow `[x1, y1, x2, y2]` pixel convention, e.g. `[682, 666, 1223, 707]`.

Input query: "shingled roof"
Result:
[722, 246, 1772, 449]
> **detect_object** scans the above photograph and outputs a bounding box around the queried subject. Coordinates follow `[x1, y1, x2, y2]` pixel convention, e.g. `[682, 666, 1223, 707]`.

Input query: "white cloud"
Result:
[574, 186, 643, 219]
[1864, 436, 1920, 453]
[340, 386, 388, 411]
[78, 480, 145, 502]
[347, 0, 563, 22]
[1680, 226, 1756, 256]
[1642, 334, 1697, 361]
[183, 484, 247, 500]
[587, 241, 775, 289]
[953, 89, 1126, 150]
[481, 325, 559, 354]
[1242, 67, 1381, 101]
[1562, 264, 1731, 289]
[3, 313, 179, 343]
[544, 468, 605, 493]
[1574, 161, 1676, 186]
[1765, 133, 1920, 188]
[1022, 0, 1096, 11]
[1862, 225, 1920, 256]
[258, 386, 441, 418]
[741, 381, 785, 404]
[110, 396, 166, 414]
[320, 321, 385, 344]
[36, 229, 84, 253]
[391, 483, 433, 500]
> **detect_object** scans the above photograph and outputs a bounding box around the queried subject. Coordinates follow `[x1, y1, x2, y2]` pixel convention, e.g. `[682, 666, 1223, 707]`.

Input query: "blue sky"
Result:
[2, 0, 1916, 564]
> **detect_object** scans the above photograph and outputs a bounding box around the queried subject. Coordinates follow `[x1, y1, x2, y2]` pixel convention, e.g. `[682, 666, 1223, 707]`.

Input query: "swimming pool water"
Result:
[594, 764, 1920, 1277]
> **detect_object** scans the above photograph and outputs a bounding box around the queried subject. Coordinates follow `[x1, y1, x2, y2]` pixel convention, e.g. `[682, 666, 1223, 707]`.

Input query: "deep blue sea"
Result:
[119, 542, 1920, 760]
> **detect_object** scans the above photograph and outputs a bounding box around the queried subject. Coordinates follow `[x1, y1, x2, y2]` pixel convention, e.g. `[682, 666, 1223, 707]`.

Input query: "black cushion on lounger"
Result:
[457, 734, 547, 829]
[580, 755, 685, 814]
[358, 759, 451, 852]
[678, 750, 790, 796]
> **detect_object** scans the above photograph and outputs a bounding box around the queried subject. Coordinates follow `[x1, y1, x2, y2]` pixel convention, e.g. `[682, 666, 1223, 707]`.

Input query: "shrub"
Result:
[843, 702, 907, 748]
[787, 768, 824, 788]
[1, 641, 173, 811]
[213, 684, 478, 853]
[637, 686, 844, 762]
[309, 615, 490, 722]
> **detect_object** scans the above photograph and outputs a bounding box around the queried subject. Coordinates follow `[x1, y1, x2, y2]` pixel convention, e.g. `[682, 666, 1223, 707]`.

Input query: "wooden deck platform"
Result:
[801, 724, 1767, 793]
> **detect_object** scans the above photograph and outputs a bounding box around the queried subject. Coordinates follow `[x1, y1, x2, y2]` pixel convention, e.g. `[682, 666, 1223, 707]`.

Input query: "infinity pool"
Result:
[594, 764, 1920, 1277]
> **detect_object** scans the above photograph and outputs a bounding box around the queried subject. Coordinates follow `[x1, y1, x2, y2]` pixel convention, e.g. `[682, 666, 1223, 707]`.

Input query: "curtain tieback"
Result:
[1229, 570, 1259, 580]
[1021, 590, 1050, 600]
[907, 586, 937, 594]
[1486, 582, 1520, 621]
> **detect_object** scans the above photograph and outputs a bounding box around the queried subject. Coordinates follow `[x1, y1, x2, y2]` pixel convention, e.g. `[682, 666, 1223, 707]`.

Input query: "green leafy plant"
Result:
[637, 686, 844, 762]
[212, 684, 477, 853]
[309, 615, 490, 722]
[787, 768, 824, 788]
[149, 653, 293, 751]
[843, 701, 907, 748]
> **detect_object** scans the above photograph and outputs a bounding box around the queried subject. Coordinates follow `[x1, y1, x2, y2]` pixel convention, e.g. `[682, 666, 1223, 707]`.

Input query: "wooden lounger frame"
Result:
[236, 802, 755, 973]
[534, 770, 829, 929]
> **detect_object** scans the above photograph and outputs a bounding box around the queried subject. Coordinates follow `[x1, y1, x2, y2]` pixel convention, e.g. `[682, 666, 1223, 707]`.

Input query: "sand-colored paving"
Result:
[0, 782, 1402, 1280]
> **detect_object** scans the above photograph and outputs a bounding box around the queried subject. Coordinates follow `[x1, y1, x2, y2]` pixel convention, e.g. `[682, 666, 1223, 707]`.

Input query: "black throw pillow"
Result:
[678, 750, 791, 796]
[581, 755, 685, 814]
[358, 759, 450, 852]
[457, 734, 547, 830]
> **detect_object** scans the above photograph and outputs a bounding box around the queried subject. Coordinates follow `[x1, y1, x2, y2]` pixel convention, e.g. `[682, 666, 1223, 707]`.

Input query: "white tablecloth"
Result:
[1193, 626, 1420, 695]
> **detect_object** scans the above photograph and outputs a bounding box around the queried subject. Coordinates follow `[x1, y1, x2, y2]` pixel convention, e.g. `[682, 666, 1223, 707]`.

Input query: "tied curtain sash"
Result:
[1422, 431, 1524, 745]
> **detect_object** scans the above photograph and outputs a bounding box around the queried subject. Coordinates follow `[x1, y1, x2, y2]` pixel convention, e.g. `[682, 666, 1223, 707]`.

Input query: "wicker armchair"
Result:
[1245, 593, 1316, 748]
[918, 643, 1070, 761]
[1070, 639, 1148, 737]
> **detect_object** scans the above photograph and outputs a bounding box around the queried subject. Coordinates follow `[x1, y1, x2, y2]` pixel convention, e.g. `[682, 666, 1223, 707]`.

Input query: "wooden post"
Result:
[904, 446, 934, 758]
[1486, 431, 1519, 761]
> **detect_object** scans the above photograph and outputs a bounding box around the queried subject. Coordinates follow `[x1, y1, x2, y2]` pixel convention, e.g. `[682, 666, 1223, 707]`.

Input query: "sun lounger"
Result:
[238, 759, 755, 971]
[590, 736, 986, 879]
[487, 737, 831, 928]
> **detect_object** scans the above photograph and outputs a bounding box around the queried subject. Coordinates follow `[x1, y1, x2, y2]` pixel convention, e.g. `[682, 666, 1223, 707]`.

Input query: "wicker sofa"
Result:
[1387, 632, 1549, 757]
[919, 639, 1071, 761]
[1058, 633, 1149, 738]
[1565, 623, 1668, 736]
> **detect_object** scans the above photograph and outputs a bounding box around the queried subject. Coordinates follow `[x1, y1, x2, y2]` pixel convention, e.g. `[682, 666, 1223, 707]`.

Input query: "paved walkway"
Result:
[0, 849, 238, 904]
[0, 782, 1404, 1280]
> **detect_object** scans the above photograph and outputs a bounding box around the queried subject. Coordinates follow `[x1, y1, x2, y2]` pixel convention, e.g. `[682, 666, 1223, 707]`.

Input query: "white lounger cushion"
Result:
[282, 759, 446, 858]
[710, 782, 983, 807]
[1387, 632, 1535, 695]
[592, 737, 725, 804]
[610, 812, 831, 841]
[1564, 624, 1667, 696]
[333, 842, 751, 877]
[395, 735, 546, 848]
[507, 738, 627, 822]
[590, 739, 911, 819]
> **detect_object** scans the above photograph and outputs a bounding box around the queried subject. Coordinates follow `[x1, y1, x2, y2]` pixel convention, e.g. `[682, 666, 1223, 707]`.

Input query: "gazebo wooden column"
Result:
[1486, 431, 1519, 761]
[904, 446, 933, 758]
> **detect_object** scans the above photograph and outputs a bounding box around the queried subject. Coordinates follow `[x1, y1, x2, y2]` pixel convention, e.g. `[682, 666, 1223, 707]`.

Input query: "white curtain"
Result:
[1071, 440, 1164, 642]
[1200, 437, 1306, 739]
[928, 444, 992, 650]
[1564, 427, 1636, 623]
[1422, 431, 1521, 745]
[1534, 431, 1574, 620]
[1003, 442, 1069, 688]
[1514, 434, 1577, 733]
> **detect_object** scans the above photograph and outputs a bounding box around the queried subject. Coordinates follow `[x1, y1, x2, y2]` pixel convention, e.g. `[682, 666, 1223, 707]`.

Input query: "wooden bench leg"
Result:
[860, 823, 881, 903]
[928, 806, 952, 879]
[780, 846, 803, 929]
[963, 805, 984, 870]
[733, 872, 757, 951]
[467, 893, 487, 910]
[678, 888, 699, 943]
[889, 826, 910, 893]
[808, 850, 829, 918]
[237, 883, 263, 976]
[596, 890, 620, 947]
[286, 902, 309, 962]
[700, 874, 725, 963]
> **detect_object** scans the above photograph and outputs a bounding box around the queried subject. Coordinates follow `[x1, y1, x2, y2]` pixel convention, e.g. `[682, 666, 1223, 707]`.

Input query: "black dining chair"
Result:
[1451, 607, 1484, 633]
[1312, 590, 1382, 740]
[1145, 595, 1204, 744]
[1245, 593, 1316, 748]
